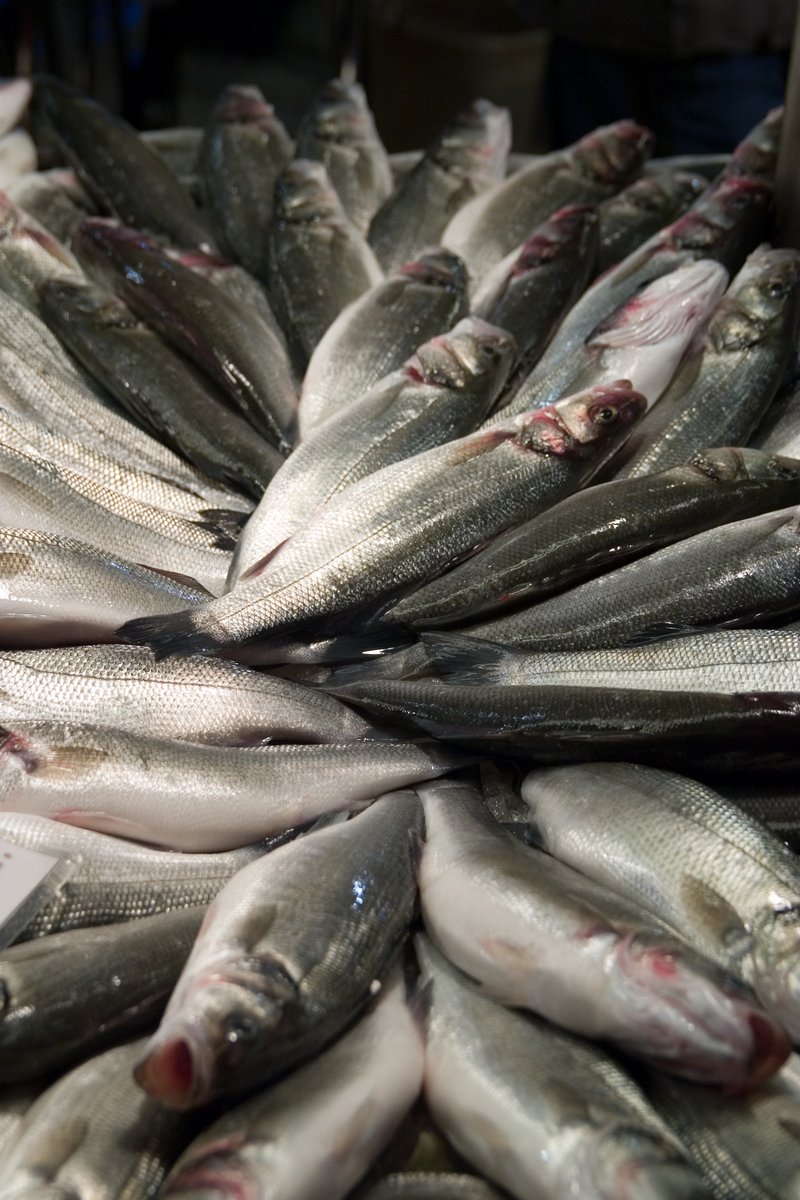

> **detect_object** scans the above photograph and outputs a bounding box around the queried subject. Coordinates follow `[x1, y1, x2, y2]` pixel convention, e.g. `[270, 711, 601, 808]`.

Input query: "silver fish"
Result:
[0, 189, 82, 311]
[596, 170, 707, 275]
[0, 1084, 39, 1160]
[135, 792, 423, 1108]
[752, 377, 800, 459]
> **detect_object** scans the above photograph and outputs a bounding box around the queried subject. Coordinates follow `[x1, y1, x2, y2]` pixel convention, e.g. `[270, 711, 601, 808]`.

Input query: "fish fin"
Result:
[238, 537, 292, 582]
[116, 612, 225, 659]
[19, 1114, 89, 1178]
[679, 875, 747, 954]
[136, 564, 211, 594]
[407, 976, 433, 1034]
[778, 1118, 800, 1144]
[34, 745, 109, 779]
[421, 632, 509, 684]
[621, 622, 716, 646]
[477, 935, 531, 973]
[54, 809, 148, 839]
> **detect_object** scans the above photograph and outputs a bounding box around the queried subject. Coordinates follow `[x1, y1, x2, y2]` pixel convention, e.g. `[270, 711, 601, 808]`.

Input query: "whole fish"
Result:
[752, 377, 800, 458]
[418, 935, 713, 1200]
[136, 792, 423, 1108]
[521, 761, 800, 1039]
[199, 83, 293, 274]
[612, 245, 800, 477]
[368, 99, 511, 274]
[643, 1055, 800, 1199]
[0, 1038, 190, 1199]
[442, 119, 653, 284]
[595, 170, 707, 274]
[492, 256, 728, 423]
[383, 447, 800, 629]
[0, 811, 274, 939]
[265, 159, 384, 370]
[446, 505, 800, 652]
[0, 644, 372, 744]
[229, 317, 516, 582]
[520, 175, 772, 410]
[471, 204, 599, 375]
[6, 166, 95, 243]
[75, 218, 297, 449]
[298, 247, 469, 436]
[295, 79, 393, 234]
[39, 276, 284, 495]
[161, 969, 424, 1200]
[0, 906, 203, 1081]
[0, 527, 210, 648]
[0, 721, 465, 850]
[333, 678, 800, 772]
[118, 382, 645, 657]
[416, 779, 789, 1087]
[0, 190, 82, 311]
[34, 73, 211, 250]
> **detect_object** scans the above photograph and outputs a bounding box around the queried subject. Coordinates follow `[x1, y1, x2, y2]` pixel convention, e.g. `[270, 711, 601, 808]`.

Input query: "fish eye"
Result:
[224, 1012, 259, 1044]
[764, 278, 789, 298]
[594, 406, 618, 423]
[481, 343, 504, 364]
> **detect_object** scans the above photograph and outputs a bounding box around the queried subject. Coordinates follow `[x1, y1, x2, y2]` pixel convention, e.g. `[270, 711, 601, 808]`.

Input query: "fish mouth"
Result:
[134, 1029, 209, 1111]
[732, 1010, 792, 1093]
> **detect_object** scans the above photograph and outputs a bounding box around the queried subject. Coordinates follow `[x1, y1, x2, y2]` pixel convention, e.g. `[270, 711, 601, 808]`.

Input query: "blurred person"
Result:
[520, 0, 796, 153]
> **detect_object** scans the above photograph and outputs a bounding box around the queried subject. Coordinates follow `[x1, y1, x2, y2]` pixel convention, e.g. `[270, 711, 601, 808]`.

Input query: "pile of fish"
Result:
[0, 69, 797, 1197]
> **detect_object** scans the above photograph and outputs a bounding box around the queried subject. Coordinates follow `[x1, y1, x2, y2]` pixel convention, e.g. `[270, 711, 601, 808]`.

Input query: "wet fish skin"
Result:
[595, 170, 707, 275]
[0, 643, 372, 745]
[384, 446, 800, 629]
[0, 721, 466, 850]
[442, 118, 653, 284]
[135, 792, 423, 1109]
[417, 934, 714, 1200]
[0, 906, 204, 1082]
[472, 203, 599, 375]
[298, 247, 469, 436]
[39, 276, 284, 496]
[0, 1084, 39, 1160]
[332, 678, 800, 772]
[0, 1037, 191, 1199]
[295, 78, 393, 235]
[0, 811, 274, 940]
[752, 377, 800, 459]
[229, 316, 516, 582]
[521, 761, 800, 1039]
[265, 159, 384, 370]
[161, 968, 424, 1200]
[369, 99, 511, 274]
[716, 782, 800, 850]
[34, 73, 210, 250]
[199, 83, 293, 274]
[117, 382, 645, 657]
[612, 245, 800, 478]
[454, 504, 800, 652]
[74, 218, 298, 449]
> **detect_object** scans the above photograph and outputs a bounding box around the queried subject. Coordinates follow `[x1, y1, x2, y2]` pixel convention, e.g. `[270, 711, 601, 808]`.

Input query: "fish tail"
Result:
[421, 632, 509, 684]
[116, 611, 225, 659]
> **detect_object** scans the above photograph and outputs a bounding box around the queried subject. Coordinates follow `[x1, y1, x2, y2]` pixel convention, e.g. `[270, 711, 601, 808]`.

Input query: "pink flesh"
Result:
[136, 1037, 198, 1110]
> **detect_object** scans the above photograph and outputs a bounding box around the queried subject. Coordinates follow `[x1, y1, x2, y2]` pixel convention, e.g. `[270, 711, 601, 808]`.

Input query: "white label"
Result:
[0, 838, 63, 929]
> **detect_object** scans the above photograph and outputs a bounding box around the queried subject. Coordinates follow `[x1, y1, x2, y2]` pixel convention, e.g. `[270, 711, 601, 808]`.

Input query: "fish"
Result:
[418, 935, 714, 1200]
[39, 276, 284, 495]
[0, 906, 204, 1081]
[368, 99, 511, 274]
[0, 1085, 39, 1160]
[228, 316, 516, 583]
[6, 166, 95, 243]
[265, 159, 384, 370]
[0, 1037, 191, 1199]
[491, 256, 729, 423]
[720, 104, 783, 183]
[135, 791, 423, 1108]
[520, 761, 800, 1040]
[176, 249, 292, 354]
[642, 1054, 800, 1199]
[471, 204, 599, 376]
[443, 504, 800, 652]
[0, 190, 82, 312]
[716, 782, 800, 849]
[442, 119, 653, 285]
[0, 78, 31, 139]
[199, 83, 293, 274]
[33, 73, 211, 250]
[74, 218, 298, 449]
[295, 79, 393, 235]
[298, 247, 469, 436]
[383, 447, 800, 629]
[0, 644, 373, 744]
[0, 722, 466, 850]
[0, 811, 276, 939]
[161, 968, 424, 1200]
[0, 526, 210, 648]
[595, 170, 707, 275]
[140, 126, 203, 183]
[426, 627, 800, 692]
[117, 382, 645, 657]
[332, 678, 800, 772]
[752, 377, 800, 459]
[611, 245, 800, 478]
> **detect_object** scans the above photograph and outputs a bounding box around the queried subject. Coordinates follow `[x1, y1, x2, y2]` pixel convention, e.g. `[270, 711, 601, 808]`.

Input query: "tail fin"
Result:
[116, 612, 225, 659]
[421, 632, 511, 684]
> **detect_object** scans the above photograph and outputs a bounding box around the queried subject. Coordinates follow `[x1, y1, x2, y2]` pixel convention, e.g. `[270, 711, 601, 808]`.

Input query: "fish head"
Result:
[134, 952, 300, 1109]
[725, 106, 783, 182]
[686, 445, 800, 487]
[273, 160, 341, 225]
[303, 79, 370, 145]
[434, 98, 511, 181]
[407, 317, 516, 392]
[750, 901, 800, 1043]
[609, 932, 790, 1088]
[670, 176, 772, 259]
[710, 245, 800, 350]
[397, 248, 469, 297]
[214, 83, 275, 128]
[73, 217, 157, 287]
[565, 1126, 712, 1199]
[39, 275, 136, 330]
[517, 380, 646, 456]
[511, 204, 599, 276]
[571, 120, 654, 188]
